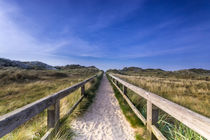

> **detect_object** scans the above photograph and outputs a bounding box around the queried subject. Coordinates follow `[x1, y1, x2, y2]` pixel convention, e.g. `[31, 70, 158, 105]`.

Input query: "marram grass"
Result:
[108, 73, 208, 140]
[0, 68, 101, 140]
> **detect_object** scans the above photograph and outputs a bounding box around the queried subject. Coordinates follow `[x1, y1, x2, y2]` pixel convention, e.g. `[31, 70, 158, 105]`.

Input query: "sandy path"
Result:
[71, 75, 135, 140]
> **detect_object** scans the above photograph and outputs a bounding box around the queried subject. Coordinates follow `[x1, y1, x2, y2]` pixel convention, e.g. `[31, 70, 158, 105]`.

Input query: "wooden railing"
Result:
[109, 74, 210, 140]
[0, 74, 98, 139]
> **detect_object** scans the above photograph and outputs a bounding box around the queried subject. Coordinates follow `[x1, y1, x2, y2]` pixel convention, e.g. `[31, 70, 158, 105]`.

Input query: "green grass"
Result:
[106, 74, 147, 140]
[53, 72, 103, 140]
[0, 67, 102, 140]
[157, 113, 206, 140]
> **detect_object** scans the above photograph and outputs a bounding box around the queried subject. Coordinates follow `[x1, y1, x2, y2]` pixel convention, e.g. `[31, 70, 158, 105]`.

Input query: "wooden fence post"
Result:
[147, 101, 159, 140]
[123, 85, 127, 95]
[81, 84, 85, 96]
[116, 80, 119, 87]
[47, 99, 60, 139]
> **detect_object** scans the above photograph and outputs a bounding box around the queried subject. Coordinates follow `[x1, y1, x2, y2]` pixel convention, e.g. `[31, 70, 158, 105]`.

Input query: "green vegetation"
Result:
[54, 72, 103, 140]
[158, 114, 205, 140]
[107, 67, 210, 140]
[107, 74, 148, 140]
[0, 66, 102, 140]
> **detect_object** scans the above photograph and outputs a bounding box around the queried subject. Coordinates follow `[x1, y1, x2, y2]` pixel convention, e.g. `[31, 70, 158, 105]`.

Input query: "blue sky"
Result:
[0, 0, 210, 70]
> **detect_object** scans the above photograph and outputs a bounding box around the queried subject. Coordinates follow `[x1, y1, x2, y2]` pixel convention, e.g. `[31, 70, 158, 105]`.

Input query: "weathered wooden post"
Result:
[81, 84, 85, 96]
[47, 99, 60, 139]
[47, 100, 60, 129]
[147, 101, 159, 140]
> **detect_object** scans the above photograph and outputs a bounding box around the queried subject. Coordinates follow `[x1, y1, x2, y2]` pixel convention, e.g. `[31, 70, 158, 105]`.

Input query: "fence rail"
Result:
[109, 74, 210, 140]
[0, 74, 97, 139]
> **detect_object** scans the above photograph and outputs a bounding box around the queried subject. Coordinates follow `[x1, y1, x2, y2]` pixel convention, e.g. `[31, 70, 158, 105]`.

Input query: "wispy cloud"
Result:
[0, 1, 59, 57]
[0, 0, 209, 70]
[0, 0, 144, 61]
[0, 1, 104, 64]
[86, 0, 143, 31]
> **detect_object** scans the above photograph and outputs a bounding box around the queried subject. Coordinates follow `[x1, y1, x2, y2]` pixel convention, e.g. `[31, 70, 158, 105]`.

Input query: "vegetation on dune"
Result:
[0, 58, 55, 70]
[114, 74, 210, 117]
[0, 67, 99, 115]
[107, 67, 210, 81]
[107, 67, 210, 140]
[0, 66, 102, 140]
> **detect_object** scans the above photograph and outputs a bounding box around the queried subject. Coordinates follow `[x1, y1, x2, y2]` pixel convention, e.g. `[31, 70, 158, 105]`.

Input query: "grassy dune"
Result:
[107, 68, 210, 139]
[115, 74, 210, 117]
[0, 67, 101, 140]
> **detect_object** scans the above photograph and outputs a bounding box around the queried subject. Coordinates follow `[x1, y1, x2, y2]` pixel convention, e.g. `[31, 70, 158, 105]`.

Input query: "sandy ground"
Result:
[71, 75, 135, 140]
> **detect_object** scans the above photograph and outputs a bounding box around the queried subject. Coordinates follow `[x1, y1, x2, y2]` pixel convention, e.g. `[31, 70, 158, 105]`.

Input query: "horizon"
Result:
[1, 57, 210, 72]
[0, 0, 210, 71]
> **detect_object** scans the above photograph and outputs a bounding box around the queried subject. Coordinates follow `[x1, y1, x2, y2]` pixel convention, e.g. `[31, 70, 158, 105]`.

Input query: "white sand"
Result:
[71, 75, 135, 140]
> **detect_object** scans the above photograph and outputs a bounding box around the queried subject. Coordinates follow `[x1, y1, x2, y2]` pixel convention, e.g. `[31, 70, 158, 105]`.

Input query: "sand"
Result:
[71, 74, 135, 140]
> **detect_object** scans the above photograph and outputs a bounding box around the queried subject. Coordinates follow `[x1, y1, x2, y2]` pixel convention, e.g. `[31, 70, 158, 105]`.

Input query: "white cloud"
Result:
[0, 1, 104, 65]
[0, 1, 59, 58]
[1, 0, 207, 70]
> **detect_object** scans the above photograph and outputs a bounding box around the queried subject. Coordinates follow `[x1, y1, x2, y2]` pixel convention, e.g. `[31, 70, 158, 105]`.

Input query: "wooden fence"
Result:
[0, 74, 97, 139]
[109, 74, 210, 140]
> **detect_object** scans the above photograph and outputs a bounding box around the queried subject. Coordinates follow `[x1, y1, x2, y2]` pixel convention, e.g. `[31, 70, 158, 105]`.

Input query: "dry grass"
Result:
[110, 73, 209, 139]
[115, 74, 210, 117]
[0, 67, 100, 140]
